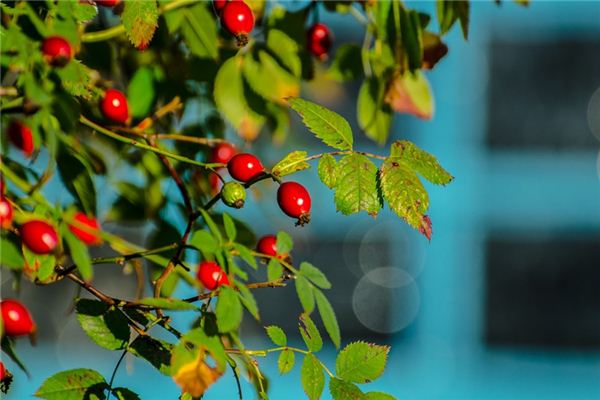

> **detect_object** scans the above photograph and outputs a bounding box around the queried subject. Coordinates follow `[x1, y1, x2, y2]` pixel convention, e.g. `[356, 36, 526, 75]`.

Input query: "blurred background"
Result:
[2, 1, 600, 399]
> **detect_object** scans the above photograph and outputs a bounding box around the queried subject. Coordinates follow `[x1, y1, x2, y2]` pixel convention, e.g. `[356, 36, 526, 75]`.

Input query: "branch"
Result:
[181, 276, 290, 303]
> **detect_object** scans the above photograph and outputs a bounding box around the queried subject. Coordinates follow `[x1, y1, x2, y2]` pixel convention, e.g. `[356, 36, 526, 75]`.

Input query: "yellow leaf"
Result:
[172, 347, 224, 398]
[384, 71, 434, 120]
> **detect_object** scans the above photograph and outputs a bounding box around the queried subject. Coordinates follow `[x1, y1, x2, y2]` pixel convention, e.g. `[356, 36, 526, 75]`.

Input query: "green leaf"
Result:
[276, 231, 293, 254]
[199, 209, 223, 244]
[379, 157, 431, 237]
[34, 368, 108, 400]
[335, 342, 390, 384]
[299, 262, 331, 289]
[1, 336, 28, 375]
[266, 29, 301, 77]
[216, 285, 243, 332]
[334, 154, 380, 216]
[329, 378, 366, 400]
[296, 275, 315, 313]
[189, 230, 219, 255]
[137, 298, 199, 311]
[366, 392, 397, 400]
[314, 289, 341, 349]
[170, 326, 227, 374]
[299, 313, 323, 353]
[234, 243, 257, 269]
[214, 56, 265, 141]
[327, 44, 364, 82]
[267, 258, 283, 282]
[243, 49, 300, 105]
[72, 1, 98, 23]
[237, 283, 260, 320]
[61, 224, 93, 281]
[128, 336, 173, 375]
[178, 3, 219, 60]
[437, 0, 469, 39]
[127, 67, 155, 118]
[222, 213, 237, 241]
[57, 61, 93, 99]
[301, 354, 325, 400]
[111, 388, 141, 400]
[288, 98, 353, 151]
[317, 154, 338, 189]
[390, 141, 453, 185]
[75, 299, 130, 351]
[357, 77, 393, 145]
[400, 8, 424, 71]
[58, 147, 97, 215]
[278, 349, 295, 375]
[122, 0, 159, 49]
[272, 151, 310, 177]
[1, 235, 24, 270]
[265, 325, 287, 346]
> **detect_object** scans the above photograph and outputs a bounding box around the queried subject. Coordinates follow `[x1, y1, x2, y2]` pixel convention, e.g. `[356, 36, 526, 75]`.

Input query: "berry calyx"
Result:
[96, 0, 120, 7]
[221, 182, 246, 209]
[0, 299, 36, 337]
[101, 89, 129, 124]
[0, 198, 13, 229]
[7, 120, 34, 156]
[41, 36, 72, 67]
[68, 212, 102, 246]
[210, 142, 237, 164]
[256, 235, 278, 257]
[20, 220, 58, 254]
[306, 23, 333, 59]
[221, 1, 254, 46]
[277, 181, 311, 226]
[196, 261, 230, 290]
[213, 0, 228, 13]
[227, 153, 264, 183]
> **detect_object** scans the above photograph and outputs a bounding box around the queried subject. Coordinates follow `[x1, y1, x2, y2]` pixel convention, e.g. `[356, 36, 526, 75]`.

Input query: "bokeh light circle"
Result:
[588, 86, 600, 141]
[352, 267, 420, 334]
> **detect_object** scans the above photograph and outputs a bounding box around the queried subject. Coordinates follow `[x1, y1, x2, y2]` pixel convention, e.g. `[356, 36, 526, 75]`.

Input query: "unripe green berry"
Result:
[221, 182, 246, 209]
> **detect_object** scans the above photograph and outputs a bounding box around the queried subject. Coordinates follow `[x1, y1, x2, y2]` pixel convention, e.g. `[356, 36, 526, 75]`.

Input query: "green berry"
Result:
[221, 182, 246, 208]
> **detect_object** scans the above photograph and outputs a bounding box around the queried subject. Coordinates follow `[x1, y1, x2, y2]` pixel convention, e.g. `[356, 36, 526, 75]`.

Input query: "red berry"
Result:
[209, 169, 224, 195]
[256, 235, 277, 257]
[0, 361, 6, 381]
[213, 0, 227, 13]
[0, 299, 36, 337]
[277, 181, 311, 226]
[68, 212, 102, 246]
[7, 120, 34, 156]
[96, 0, 120, 7]
[196, 261, 230, 290]
[227, 153, 264, 183]
[210, 142, 237, 164]
[306, 23, 333, 59]
[20, 220, 58, 254]
[41, 36, 72, 67]
[221, 1, 254, 42]
[0, 198, 13, 229]
[101, 89, 129, 124]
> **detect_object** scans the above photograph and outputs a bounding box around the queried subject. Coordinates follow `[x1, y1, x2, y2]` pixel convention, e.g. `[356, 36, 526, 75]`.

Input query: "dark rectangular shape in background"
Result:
[485, 234, 600, 348]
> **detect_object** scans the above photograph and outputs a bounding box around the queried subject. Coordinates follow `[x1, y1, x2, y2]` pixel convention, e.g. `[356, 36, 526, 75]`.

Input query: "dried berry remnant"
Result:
[0, 299, 36, 337]
[221, 1, 255, 46]
[41, 36, 72, 67]
[7, 120, 34, 156]
[277, 181, 312, 226]
[20, 220, 58, 254]
[101, 89, 129, 124]
[0, 197, 13, 229]
[221, 181, 246, 208]
[306, 23, 333, 59]
[68, 212, 102, 246]
[196, 261, 230, 290]
[227, 153, 264, 183]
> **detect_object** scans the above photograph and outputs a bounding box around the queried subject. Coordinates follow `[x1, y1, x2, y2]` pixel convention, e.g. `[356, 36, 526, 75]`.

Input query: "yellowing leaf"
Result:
[122, 1, 159, 50]
[384, 71, 434, 120]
